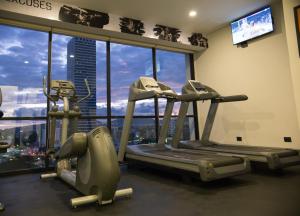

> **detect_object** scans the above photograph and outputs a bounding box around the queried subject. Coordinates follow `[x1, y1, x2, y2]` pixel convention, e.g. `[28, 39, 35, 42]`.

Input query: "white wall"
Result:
[194, 1, 300, 149]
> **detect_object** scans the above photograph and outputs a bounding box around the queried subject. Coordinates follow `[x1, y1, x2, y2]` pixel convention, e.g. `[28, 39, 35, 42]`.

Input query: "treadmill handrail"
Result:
[178, 92, 219, 102]
[213, 95, 248, 103]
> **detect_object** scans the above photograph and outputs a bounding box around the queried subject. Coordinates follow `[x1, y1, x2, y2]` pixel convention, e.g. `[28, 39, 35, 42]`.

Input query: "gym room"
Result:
[0, 0, 299, 215]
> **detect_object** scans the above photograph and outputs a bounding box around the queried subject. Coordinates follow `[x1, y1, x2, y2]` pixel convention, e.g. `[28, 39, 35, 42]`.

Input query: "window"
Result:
[111, 118, 156, 148]
[0, 120, 47, 173]
[156, 50, 195, 140]
[159, 117, 195, 144]
[110, 43, 156, 148]
[0, 25, 48, 117]
[51, 34, 107, 117]
[110, 43, 154, 116]
[51, 34, 107, 134]
[0, 23, 198, 173]
[0, 25, 48, 173]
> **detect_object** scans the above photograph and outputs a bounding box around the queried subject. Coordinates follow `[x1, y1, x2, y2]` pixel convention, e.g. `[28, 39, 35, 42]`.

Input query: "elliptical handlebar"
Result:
[43, 77, 91, 104]
[77, 78, 91, 103]
[43, 76, 57, 105]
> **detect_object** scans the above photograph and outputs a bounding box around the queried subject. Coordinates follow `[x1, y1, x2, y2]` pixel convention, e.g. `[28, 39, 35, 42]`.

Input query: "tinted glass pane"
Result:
[111, 117, 156, 149]
[51, 34, 107, 116]
[110, 43, 154, 116]
[53, 118, 107, 149]
[0, 25, 48, 117]
[159, 117, 195, 144]
[0, 120, 47, 173]
[156, 50, 190, 115]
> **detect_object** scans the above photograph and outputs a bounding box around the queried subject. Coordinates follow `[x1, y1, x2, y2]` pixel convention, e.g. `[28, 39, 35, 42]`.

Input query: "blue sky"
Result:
[0, 24, 189, 118]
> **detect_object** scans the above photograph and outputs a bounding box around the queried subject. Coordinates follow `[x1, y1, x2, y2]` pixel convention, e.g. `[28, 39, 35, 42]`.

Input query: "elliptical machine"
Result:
[41, 78, 132, 208]
[0, 87, 11, 211]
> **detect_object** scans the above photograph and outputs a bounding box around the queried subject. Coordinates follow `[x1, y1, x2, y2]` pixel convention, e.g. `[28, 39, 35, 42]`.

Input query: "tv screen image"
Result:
[231, 7, 273, 45]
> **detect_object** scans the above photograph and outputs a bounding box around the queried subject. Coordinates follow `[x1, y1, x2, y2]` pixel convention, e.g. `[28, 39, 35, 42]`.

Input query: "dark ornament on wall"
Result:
[59, 5, 109, 28]
[188, 33, 208, 48]
[119, 17, 145, 36]
[153, 25, 181, 42]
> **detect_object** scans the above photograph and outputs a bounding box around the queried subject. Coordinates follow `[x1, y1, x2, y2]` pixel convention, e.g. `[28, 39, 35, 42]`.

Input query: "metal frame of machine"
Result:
[172, 80, 300, 170]
[118, 77, 250, 182]
[40, 78, 132, 208]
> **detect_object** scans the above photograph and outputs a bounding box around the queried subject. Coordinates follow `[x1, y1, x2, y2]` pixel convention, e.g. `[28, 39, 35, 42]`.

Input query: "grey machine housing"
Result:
[172, 80, 300, 170]
[118, 77, 250, 182]
[41, 79, 132, 207]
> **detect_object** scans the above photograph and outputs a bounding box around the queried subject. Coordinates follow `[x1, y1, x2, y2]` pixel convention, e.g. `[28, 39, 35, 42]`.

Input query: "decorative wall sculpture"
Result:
[153, 25, 181, 42]
[119, 17, 145, 36]
[59, 5, 109, 28]
[188, 33, 208, 48]
[1, 0, 208, 48]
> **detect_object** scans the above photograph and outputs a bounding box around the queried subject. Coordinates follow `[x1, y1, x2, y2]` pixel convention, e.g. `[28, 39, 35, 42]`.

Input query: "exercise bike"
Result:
[0, 87, 11, 211]
[41, 78, 132, 208]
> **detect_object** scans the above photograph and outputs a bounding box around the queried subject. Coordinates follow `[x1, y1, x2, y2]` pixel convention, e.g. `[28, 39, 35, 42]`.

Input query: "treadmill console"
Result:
[50, 80, 76, 98]
[139, 77, 161, 92]
[189, 80, 207, 93]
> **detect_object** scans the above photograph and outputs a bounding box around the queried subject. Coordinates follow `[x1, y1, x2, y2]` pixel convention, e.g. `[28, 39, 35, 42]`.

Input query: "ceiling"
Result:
[62, 0, 278, 34]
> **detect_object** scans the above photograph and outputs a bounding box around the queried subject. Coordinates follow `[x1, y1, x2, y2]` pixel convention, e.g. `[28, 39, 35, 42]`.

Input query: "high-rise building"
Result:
[67, 37, 97, 132]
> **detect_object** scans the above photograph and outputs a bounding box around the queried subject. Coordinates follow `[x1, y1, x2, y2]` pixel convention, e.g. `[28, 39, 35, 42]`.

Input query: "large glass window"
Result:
[0, 120, 47, 173]
[51, 34, 107, 117]
[156, 50, 195, 140]
[159, 117, 195, 144]
[0, 25, 48, 173]
[0, 23, 197, 173]
[110, 43, 156, 148]
[0, 25, 48, 117]
[110, 43, 154, 116]
[111, 117, 156, 148]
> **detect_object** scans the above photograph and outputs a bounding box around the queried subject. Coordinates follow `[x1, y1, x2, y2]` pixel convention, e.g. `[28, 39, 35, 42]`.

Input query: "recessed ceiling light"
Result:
[24, 61, 29, 64]
[69, 54, 75, 58]
[189, 10, 197, 17]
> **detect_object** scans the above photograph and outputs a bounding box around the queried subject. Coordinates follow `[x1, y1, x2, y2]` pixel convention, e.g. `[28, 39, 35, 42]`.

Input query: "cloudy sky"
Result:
[0, 24, 190, 119]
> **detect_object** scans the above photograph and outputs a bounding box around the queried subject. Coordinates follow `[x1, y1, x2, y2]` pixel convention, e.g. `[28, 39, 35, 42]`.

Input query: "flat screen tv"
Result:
[231, 6, 274, 45]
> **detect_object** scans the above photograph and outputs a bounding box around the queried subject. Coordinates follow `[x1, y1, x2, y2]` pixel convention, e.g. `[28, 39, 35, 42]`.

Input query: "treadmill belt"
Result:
[128, 145, 243, 167]
[181, 141, 299, 156]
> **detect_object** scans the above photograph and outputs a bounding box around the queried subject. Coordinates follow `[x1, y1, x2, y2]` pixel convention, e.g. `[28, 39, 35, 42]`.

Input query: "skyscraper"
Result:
[67, 37, 97, 132]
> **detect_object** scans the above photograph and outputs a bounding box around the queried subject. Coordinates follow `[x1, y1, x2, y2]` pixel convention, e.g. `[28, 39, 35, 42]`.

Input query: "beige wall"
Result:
[194, 1, 300, 149]
[283, 0, 300, 129]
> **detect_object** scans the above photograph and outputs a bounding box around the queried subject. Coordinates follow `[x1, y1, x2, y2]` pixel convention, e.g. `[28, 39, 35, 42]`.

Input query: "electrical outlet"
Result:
[284, 137, 292, 143]
[236, 136, 242, 142]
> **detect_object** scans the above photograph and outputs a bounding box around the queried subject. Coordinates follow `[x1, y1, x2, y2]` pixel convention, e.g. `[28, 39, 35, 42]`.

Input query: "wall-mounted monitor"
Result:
[231, 6, 274, 45]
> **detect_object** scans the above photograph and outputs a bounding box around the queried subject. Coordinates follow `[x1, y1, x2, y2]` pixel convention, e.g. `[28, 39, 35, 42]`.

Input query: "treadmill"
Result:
[172, 80, 300, 170]
[117, 77, 250, 182]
